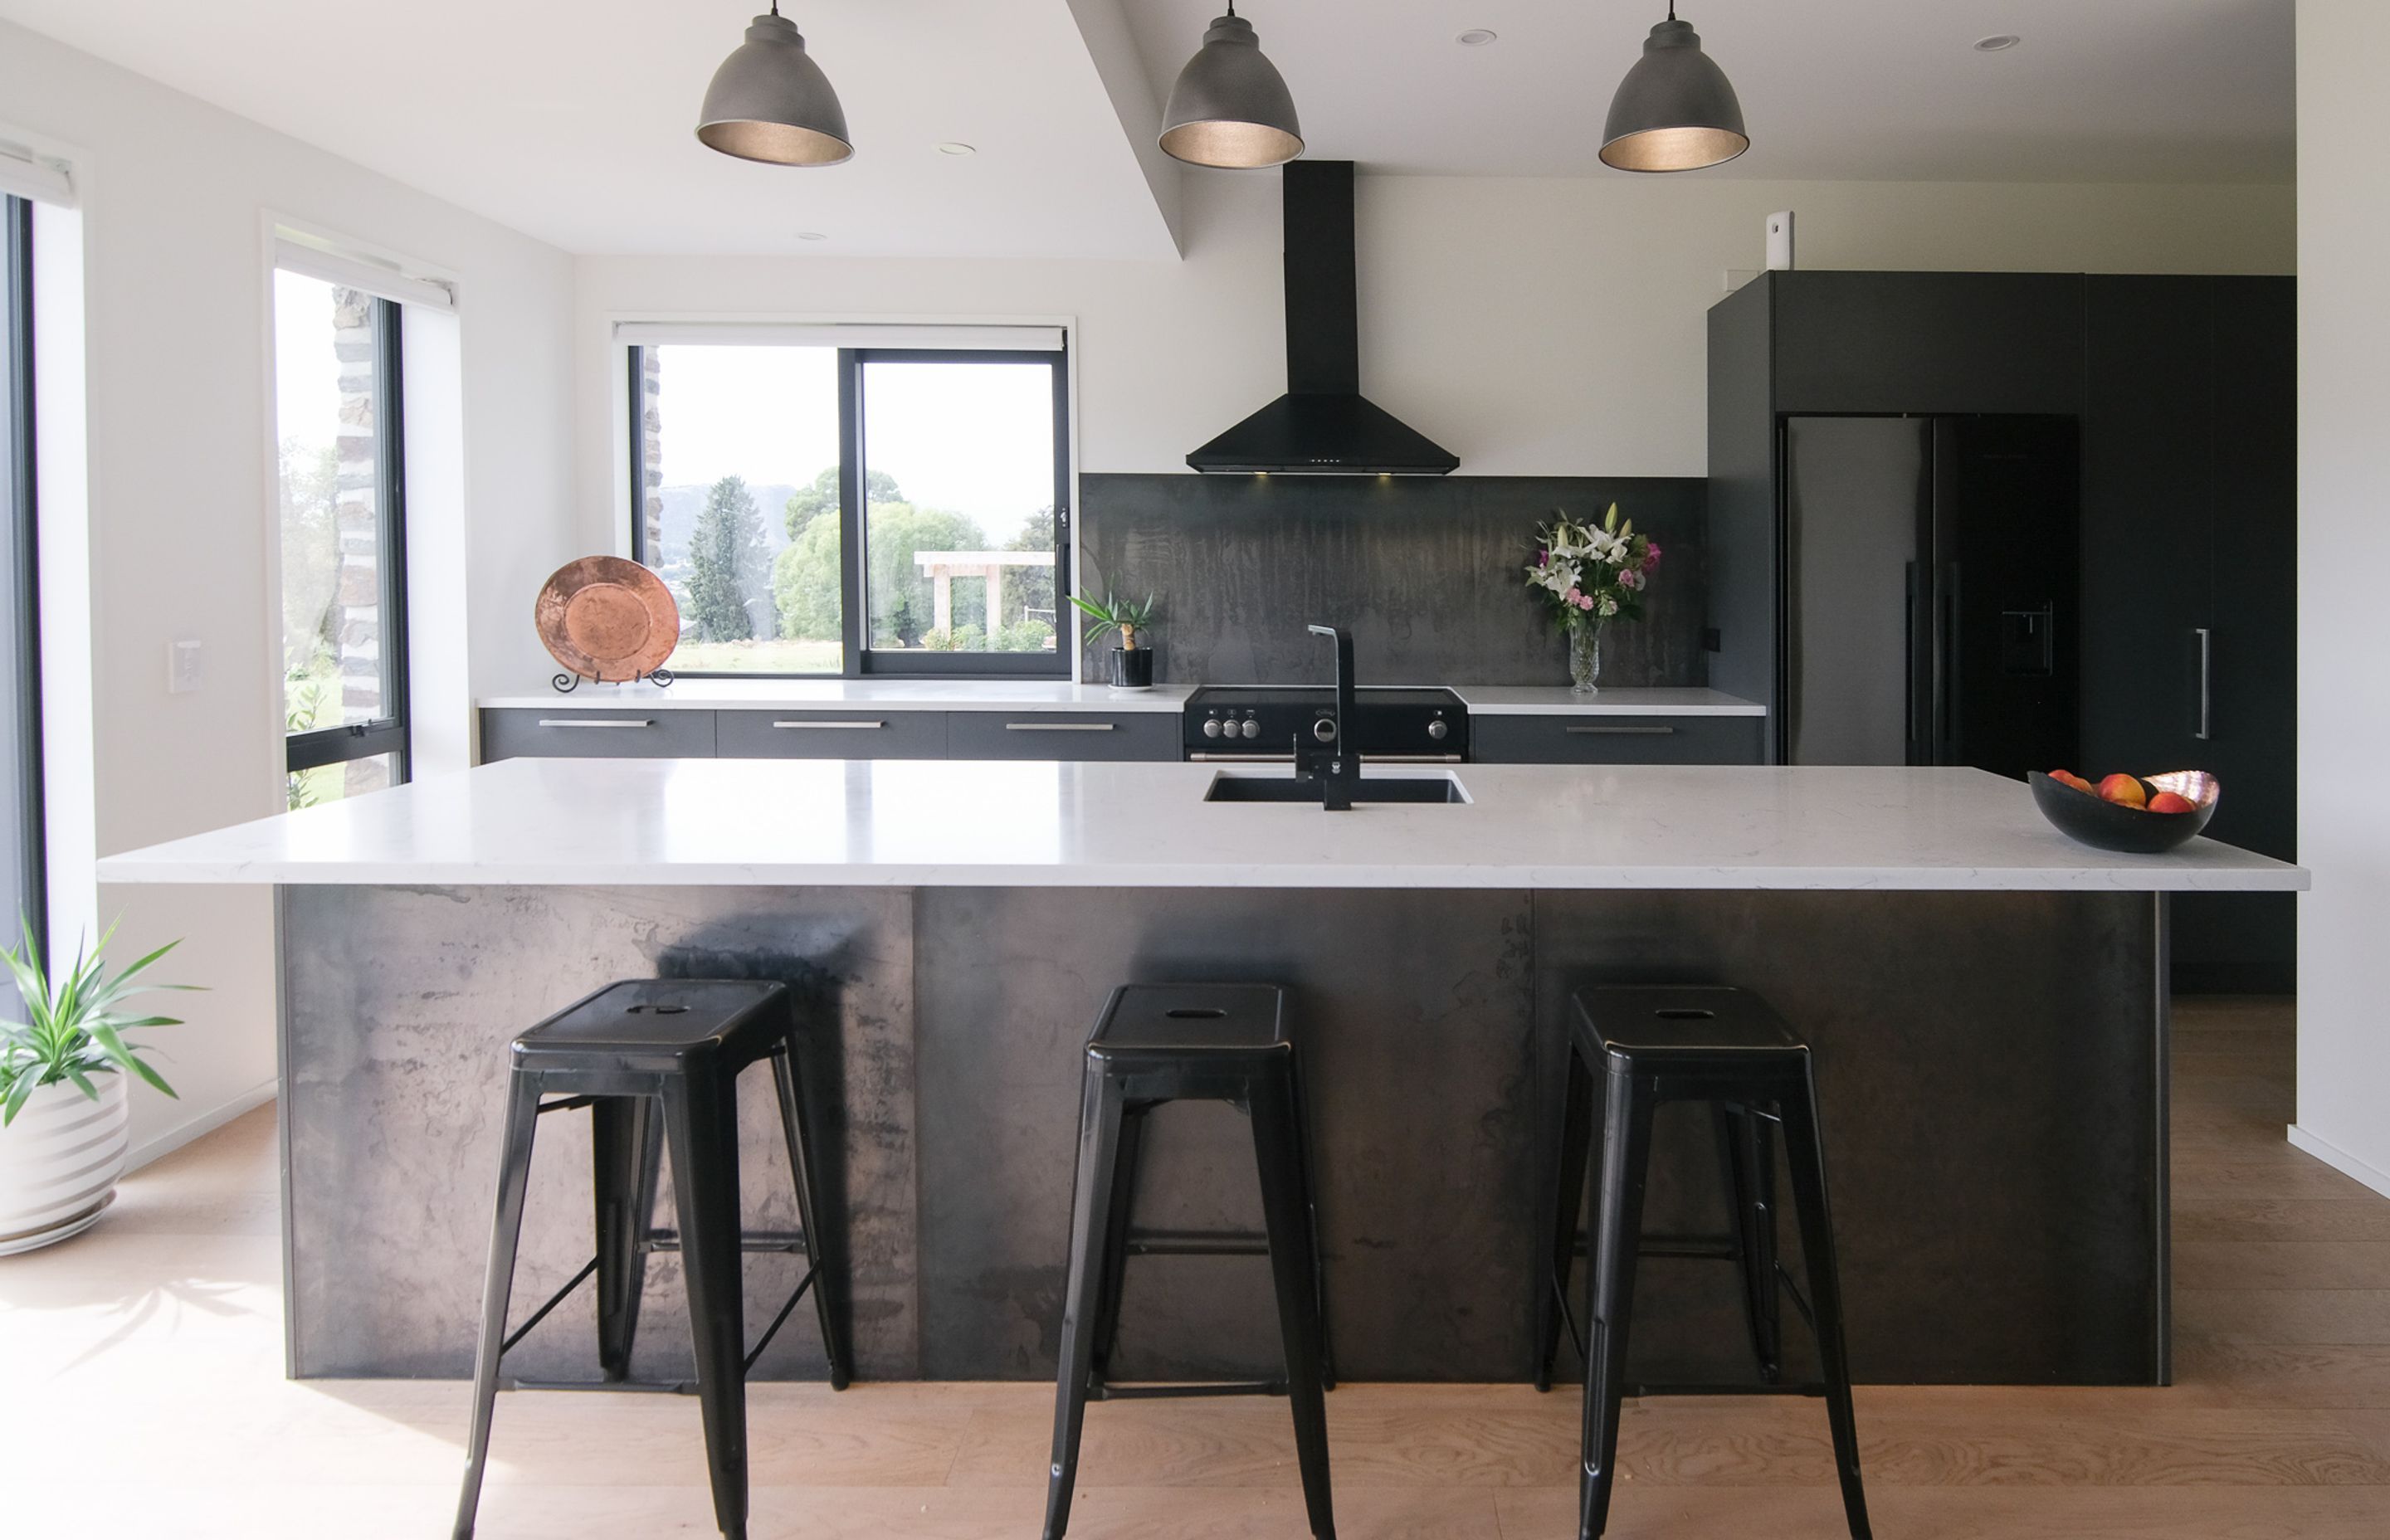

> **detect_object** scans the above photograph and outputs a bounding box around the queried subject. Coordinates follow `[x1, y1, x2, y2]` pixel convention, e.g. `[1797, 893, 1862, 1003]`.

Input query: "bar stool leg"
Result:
[1044, 1067, 1129, 1540]
[663, 1070, 752, 1540]
[1288, 1053, 1336, 1391]
[1089, 1104, 1146, 1386]
[1251, 1070, 1337, 1540]
[770, 1045, 851, 1391]
[1715, 1101, 1783, 1385]
[1536, 1045, 1595, 1392]
[592, 1094, 655, 1383]
[452, 1070, 544, 1540]
[1778, 1080, 1872, 1540]
[1578, 1068, 1654, 1540]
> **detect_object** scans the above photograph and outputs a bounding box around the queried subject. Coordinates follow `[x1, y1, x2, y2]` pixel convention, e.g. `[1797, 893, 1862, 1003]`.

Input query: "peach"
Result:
[2147, 791, 2197, 815]
[2048, 769, 2095, 794]
[2096, 773, 2148, 808]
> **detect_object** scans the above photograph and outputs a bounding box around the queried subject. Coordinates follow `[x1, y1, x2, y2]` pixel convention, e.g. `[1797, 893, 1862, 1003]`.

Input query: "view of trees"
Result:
[686, 475, 768, 641]
[676, 467, 1058, 658]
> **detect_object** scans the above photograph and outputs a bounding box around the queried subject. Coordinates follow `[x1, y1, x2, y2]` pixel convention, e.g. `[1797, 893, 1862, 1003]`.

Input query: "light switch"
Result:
[168, 637, 203, 694]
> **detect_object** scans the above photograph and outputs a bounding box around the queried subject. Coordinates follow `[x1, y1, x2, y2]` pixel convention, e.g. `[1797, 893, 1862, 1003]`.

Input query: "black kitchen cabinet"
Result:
[2081, 275, 2297, 991]
[1471, 714, 1763, 765]
[1710, 269, 2297, 991]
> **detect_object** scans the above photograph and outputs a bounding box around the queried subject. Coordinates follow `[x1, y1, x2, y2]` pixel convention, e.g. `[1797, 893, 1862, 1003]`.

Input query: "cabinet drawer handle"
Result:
[1563, 724, 1676, 736]
[1003, 722, 1116, 732]
[536, 719, 654, 729]
[772, 719, 886, 730]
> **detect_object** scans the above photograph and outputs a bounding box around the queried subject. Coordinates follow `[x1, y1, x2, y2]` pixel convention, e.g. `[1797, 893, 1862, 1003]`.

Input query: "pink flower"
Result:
[1642, 542, 1663, 572]
[1576, 593, 1595, 611]
[1620, 568, 1645, 592]
[1563, 587, 1582, 603]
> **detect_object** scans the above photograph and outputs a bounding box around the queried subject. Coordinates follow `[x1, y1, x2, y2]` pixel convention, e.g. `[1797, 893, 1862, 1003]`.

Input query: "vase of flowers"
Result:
[1523, 504, 1661, 695]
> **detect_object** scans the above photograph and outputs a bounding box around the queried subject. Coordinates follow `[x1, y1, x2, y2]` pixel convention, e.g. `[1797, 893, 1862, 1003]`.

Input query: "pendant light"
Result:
[697, 4, 854, 167]
[1159, 3, 1304, 169]
[1600, 4, 1749, 173]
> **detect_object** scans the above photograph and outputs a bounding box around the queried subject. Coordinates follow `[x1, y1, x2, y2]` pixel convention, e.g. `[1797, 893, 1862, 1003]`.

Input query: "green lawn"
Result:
[665, 637, 845, 675]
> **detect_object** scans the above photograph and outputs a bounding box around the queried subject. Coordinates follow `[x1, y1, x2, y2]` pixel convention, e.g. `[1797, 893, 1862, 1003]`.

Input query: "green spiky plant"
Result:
[0, 921, 195, 1126]
[1070, 591, 1158, 651]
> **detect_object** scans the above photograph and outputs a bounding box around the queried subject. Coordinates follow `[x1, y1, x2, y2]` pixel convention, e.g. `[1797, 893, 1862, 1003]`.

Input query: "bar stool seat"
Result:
[452, 978, 851, 1540]
[1044, 982, 1336, 1540]
[1535, 984, 1871, 1540]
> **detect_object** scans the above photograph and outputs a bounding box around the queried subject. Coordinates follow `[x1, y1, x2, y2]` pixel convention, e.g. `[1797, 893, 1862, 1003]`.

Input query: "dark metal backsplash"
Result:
[1076, 474, 1710, 687]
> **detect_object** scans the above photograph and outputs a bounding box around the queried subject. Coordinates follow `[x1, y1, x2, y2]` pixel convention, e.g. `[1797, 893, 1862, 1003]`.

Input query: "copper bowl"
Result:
[534, 557, 680, 683]
[2028, 770, 2220, 854]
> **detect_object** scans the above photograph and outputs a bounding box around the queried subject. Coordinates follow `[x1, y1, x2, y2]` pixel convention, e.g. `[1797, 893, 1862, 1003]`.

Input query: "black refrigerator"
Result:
[1782, 415, 2080, 777]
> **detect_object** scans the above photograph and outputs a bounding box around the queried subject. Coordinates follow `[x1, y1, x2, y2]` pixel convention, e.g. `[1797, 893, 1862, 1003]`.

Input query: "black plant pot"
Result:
[1109, 646, 1155, 690]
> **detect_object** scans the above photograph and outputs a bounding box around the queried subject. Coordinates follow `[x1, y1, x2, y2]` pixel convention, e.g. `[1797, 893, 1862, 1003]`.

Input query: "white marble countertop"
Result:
[480, 680, 1197, 713]
[480, 680, 1763, 717]
[98, 758, 2301, 893]
[1453, 686, 1764, 717]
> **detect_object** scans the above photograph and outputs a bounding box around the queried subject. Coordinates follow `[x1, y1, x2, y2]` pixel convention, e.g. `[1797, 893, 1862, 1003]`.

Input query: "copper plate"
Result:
[534, 557, 680, 682]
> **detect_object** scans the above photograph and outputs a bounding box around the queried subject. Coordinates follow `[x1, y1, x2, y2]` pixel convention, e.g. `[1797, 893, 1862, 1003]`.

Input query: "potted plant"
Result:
[1523, 504, 1662, 694]
[0, 921, 191, 1255]
[1071, 591, 1160, 690]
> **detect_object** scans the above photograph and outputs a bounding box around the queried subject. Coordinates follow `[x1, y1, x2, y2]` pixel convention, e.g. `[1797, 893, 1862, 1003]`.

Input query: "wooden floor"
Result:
[4, 997, 2388, 1537]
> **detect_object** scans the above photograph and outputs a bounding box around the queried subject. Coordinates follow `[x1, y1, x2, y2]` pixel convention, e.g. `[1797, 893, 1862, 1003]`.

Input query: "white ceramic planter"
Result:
[0, 1074, 129, 1255]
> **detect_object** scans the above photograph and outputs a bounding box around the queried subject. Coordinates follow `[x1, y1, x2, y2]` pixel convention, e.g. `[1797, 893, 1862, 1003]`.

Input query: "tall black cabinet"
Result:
[1709, 270, 2297, 992]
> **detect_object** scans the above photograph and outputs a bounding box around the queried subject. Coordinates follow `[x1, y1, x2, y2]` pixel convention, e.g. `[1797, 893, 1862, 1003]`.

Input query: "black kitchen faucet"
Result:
[1295, 624, 1358, 811]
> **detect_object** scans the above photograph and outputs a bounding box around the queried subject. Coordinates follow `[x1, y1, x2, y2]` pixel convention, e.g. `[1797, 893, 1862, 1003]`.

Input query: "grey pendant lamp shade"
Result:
[697, 4, 853, 167]
[1600, 6, 1749, 173]
[1160, 4, 1304, 169]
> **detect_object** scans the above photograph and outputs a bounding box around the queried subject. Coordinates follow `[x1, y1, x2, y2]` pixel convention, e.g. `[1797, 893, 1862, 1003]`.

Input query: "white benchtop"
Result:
[99, 758, 2301, 893]
[480, 680, 1197, 713]
[480, 680, 1762, 717]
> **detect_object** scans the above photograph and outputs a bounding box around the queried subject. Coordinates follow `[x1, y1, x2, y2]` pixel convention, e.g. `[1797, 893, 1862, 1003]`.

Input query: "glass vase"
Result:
[1568, 621, 1605, 695]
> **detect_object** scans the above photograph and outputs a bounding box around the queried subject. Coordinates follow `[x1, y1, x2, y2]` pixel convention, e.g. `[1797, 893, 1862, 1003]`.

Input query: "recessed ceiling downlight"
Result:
[1456, 29, 1498, 47]
[936, 141, 977, 157]
[796, 231, 827, 241]
[1973, 34, 2022, 52]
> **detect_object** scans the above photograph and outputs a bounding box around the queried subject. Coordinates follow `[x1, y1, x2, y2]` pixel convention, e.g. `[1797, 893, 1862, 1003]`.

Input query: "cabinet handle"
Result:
[1563, 724, 1676, 736]
[1004, 722, 1116, 732]
[536, 719, 654, 729]
[2194, 628, 2212, 742]
[772, 719, 885, 730]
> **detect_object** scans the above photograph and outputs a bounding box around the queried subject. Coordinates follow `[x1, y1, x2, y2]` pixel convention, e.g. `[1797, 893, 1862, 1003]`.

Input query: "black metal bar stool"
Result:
[1043, 982, 1335, 1540]
[451, 979, 851, 1540]
[1534, 984, 1870, 1540]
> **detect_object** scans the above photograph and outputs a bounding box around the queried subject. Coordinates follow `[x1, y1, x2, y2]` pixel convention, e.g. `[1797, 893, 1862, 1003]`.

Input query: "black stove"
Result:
[1183, 685, 1468, 761]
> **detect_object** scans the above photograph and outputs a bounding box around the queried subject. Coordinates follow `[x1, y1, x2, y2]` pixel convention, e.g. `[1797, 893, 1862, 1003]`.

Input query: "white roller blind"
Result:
[273, 236, 455, 313]
[613, 320, 1065, 353]
[0, 145, 73, 207]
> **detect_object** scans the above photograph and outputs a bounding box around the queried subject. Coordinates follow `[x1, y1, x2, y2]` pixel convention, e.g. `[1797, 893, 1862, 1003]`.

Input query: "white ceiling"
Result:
[1127, 0, 2295, 183]
[0, 0, 2293, 261]
[0, 0, 1183, 259]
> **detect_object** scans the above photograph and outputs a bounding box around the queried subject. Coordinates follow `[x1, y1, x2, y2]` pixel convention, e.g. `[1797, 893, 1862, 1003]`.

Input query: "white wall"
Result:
[0, 21, 577, 1161]
[569, 172, 2291, 609]
[2291, 0, 2390, 1196]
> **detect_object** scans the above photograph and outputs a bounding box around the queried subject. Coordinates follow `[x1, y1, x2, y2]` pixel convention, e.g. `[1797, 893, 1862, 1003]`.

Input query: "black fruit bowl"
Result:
[2028, 771, 2220, 854]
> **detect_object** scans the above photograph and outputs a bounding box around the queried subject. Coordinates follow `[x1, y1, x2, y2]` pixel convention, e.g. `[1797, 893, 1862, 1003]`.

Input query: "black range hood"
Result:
[1188, 161, 1458, 476]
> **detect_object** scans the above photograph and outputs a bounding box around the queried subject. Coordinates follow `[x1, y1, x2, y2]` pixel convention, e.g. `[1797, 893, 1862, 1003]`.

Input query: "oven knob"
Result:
[1427, 719, 1449, 741]
[1240, 718, 1261, 739]
[1202, 717, 1223, 738]
[1312, 718, 1338, 743]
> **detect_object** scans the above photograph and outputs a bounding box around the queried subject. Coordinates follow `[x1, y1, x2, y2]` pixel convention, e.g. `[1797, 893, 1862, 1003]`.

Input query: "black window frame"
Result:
[628, 339, 1071, 680]
[282, 290, 410, 785]
[2, 194, 43, 948]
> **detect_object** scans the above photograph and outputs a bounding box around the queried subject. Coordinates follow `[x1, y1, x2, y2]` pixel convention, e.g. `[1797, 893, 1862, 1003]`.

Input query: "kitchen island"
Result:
[100, 758, 2303, 1390]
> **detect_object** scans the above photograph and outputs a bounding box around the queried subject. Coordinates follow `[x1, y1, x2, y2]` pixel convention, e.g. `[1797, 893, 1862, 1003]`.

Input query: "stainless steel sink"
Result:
[1202, 772, 1471, 805]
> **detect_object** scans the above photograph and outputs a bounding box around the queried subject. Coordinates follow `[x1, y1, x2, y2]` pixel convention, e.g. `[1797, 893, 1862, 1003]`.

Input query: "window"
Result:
[1, 195, 41, 942]
[628, 335, 1069, 678]
[274, 269, 408, 807]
